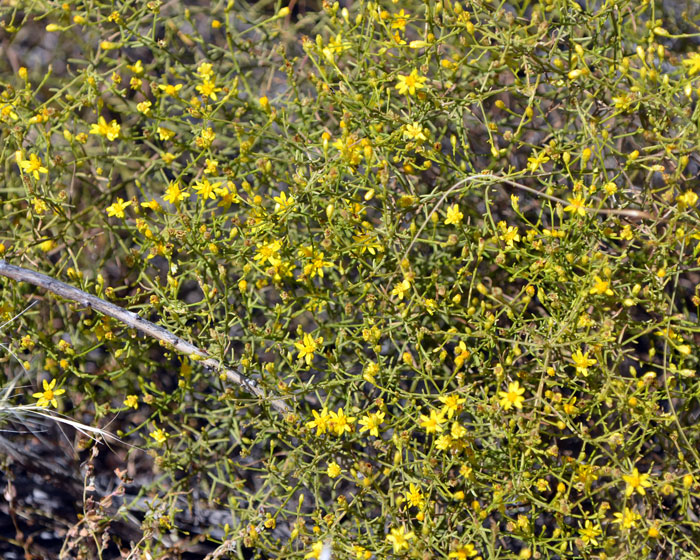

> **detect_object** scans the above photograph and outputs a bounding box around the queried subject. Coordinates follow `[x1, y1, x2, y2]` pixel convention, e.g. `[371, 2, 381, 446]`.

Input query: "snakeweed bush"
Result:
[1, 0, 700, 558]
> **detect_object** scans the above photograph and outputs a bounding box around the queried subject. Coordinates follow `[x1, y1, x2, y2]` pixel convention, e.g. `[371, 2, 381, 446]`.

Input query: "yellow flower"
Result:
[589, 275, 613, 296]
[499, 224, 520, 247]
[196, 78, 222, 101]
[149, 428, 168, 445]
[127, 59, 144, 74]
[444, 204, 463, 226]
[123, 395, 139, 409]
[682, 52, 700, 76]
[403, 122, 426, 142]
[578, 519, 602, 546]
[196, 127, 216, 149]
[395, 69, 427, 96]
[571, 348, 597, 376]
[204, 158, 218, 174]
[306, 407, 330, 436]
[391, 279, 411, 300]
[564, 194, 587, 216]
[89, 116, 121, 141]
[404, 483, 424, 508]
[328, 407, 355, 436]
[622, 467, 652, 496]
[19, 153, 49, 179]
[163, 181, 187, 205]
[498, 381, 525, 410]
[197, 62, 214, 79]
[391, 9, 410, 31]
[419, 409, 445, 433]
[526, 150, 550, 172]
[305, 541, 325, 560]
[295, 333, 323, 365]
[255, 239, 282, 267]
[193, 178, 221, 201]
[386, 526, 415, 554]
[158, 127, 176, 141]
[136, 100, 152, 115]
[105, 197, 132, 218]
[158, 81, 183, 97]
[326, 461, 342, 478]
[454, 341, 471, 369]
[358, 411, 385, 437]
[613, 507, 641, 530]
[32, 378, 66, 408]
[449, 544, 478, 559]
[273, 191, 295, 212]
[439, 393, 465, 419]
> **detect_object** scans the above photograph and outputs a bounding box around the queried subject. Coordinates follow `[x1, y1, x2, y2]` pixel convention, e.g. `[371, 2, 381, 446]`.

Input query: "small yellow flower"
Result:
[526, 150, 550, 172]
[449, 544, 478, 559]
[404, 482, 425, 508]
[498, 381, 525, 410]
[273, 191, 295, 212]
[403, 122, 426, 142]
[444, 204, 463, 226]
[123, 395, 139, 409]
[358, 410, 386, 437]
[571, 348, 597, 376]
[328, 408, 355, 436]
[622, 467, 652, 496]
[578, 519, 602, 546]
[89, 116, 121, 141]
[395, 69, 427, 96]
[157, 127, 176, 141]
[386, 526, 415, 554]
[306, 407, 330, 436]
[136, 100, 152, 115]
[193, 178, 221, 201]
[149, 428, 168, 445]
[32, 378, 66, 408]
[391, 278, 412, 301]
[163, 181, 187, 205]
[682, 52, 700, 76]
[326, 462, 342, 478]
[439, 393, 465, 419]
[564, 194, 587, 216]
[19, 153, 49, 179]
[158, 81, 183, 97]
[295, 333, 323, 365]
[589, 275, 613, 296]
[105, 197, 132, 218]
[419, 409, 446, 433]
[613, 507, 641, 530]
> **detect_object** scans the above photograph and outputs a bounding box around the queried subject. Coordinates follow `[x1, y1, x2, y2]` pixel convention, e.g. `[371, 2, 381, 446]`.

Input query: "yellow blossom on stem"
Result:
[564, 194, 587, 216]
[419, 409, 446, 433]
[328, 407, 355, 436]
[449, 544, 478, 559]
[32, 378, 65, 408]
[571, 348, 597, 376]
[623, 467, 652, 496]
[89, 116, 121, 141]
[105, 197, 132, 218]
[404, 483, 425, 508]
[386, 526, 415, 554]
[123, 395, 139, 409]
[326, 462, 342, 478]
[444, 204, 463, 226]
[358, 410, 385, 437]
[150, 428, 168, 445]
[395, 69, 427, 96]
[498, 381, 525, 410]
[403, 122, 426, 142]
[295, 333, 323, 365]
[163, 181, 187, 205]
[19, 153, 49, 179]
[589, 275, 613, 296]
[439, 393, 465, 419]
[613, 507, 641, 530]
[578, 519, 602, 546]
[306, 407, 330, 435]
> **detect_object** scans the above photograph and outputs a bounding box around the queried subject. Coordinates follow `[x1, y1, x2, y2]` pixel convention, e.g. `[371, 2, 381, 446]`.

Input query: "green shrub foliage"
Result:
[1, 0, 700, 558]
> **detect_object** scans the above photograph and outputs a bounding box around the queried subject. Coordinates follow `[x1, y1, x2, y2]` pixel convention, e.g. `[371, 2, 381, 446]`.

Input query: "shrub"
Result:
[1, 0, 700, 558]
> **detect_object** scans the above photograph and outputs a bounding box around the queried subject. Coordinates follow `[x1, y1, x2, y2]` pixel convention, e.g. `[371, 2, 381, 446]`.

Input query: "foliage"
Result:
[1, 0, 700, 558]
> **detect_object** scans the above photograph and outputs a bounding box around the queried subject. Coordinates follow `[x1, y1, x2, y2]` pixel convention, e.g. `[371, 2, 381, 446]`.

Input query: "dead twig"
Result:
[0, 259, 289, 414]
